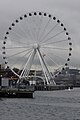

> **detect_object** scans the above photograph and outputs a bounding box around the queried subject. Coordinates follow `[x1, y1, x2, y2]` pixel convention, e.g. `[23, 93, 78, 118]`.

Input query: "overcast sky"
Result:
[0, 0, 80, 68]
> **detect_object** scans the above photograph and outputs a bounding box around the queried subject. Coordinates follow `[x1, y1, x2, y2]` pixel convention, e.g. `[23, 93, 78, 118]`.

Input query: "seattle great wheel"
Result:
[2, 11, 72, 85]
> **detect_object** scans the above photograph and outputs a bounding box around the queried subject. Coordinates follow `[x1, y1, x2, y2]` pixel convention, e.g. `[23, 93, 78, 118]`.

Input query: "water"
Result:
[0, 88, 80, 120]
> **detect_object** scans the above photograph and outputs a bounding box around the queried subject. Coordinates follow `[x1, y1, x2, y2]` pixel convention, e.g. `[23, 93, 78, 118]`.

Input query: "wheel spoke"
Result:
[42, 45, 68, 51]
[7, 48, 32, 58]
[20, 50, 33, 70]
[37, 15, 44, 41]
[8, 37, 33, 47]
[40, 30, 64, 45]
[39, 17, 51, 42]
[9, 29, 26, 40]
[41, 47, 66, 61]
[10, 49, 32, 69]
[40, 23, 59, 44]
[24, 16, 37, 43]
[41, 39, 68, 46]
[16, 23, 29, 39]
[6, 46, 32, 49]
[44, 53, 59, 67]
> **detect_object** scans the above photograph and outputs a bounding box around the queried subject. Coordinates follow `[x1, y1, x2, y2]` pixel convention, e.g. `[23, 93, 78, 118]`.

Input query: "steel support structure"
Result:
[19, 45, 56, 85]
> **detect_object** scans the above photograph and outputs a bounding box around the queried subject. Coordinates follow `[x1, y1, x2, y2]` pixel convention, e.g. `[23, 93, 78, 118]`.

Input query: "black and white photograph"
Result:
[0, 0, 80, 120]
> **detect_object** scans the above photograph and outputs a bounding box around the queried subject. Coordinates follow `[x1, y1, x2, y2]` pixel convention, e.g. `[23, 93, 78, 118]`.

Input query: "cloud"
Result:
[0, 0, 80, 69]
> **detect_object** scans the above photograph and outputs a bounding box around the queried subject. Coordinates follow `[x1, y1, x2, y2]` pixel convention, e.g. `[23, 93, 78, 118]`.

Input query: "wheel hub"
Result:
[33, 43, 40, 49]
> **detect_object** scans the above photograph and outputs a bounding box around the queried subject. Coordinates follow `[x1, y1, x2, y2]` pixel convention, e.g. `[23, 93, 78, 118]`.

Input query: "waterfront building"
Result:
[0, 64, 80, 87]
[54, 67, 80, 87]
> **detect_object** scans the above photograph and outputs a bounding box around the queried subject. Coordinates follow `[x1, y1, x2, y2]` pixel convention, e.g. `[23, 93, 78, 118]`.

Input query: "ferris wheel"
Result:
[2, 11, 72, 85]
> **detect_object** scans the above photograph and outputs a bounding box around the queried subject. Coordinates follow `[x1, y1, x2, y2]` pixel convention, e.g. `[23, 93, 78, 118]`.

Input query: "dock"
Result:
[35, 85, 73, 91]
[0, 86, 35, 98]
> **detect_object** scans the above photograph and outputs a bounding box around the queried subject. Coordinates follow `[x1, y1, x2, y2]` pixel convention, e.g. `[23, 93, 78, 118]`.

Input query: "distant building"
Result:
[1, 65, 80, 87]
[0, 64, 5, 70]
[54, 67, 80, 87]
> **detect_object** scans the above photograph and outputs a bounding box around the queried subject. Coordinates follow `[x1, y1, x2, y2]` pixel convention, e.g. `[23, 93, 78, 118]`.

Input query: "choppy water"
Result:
[0, 88, 80, 120]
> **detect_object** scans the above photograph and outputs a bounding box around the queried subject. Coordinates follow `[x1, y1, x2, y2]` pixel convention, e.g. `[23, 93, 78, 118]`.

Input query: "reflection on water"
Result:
[0, 88, 80, 120]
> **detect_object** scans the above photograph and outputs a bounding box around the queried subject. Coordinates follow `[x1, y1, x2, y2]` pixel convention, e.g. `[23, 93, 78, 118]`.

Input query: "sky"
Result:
[0, 0, 80, 68]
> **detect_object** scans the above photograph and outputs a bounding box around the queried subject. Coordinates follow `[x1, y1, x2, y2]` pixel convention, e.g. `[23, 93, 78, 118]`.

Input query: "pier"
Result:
[0, 86, 35, 98]
[35, 85, 73, 91]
